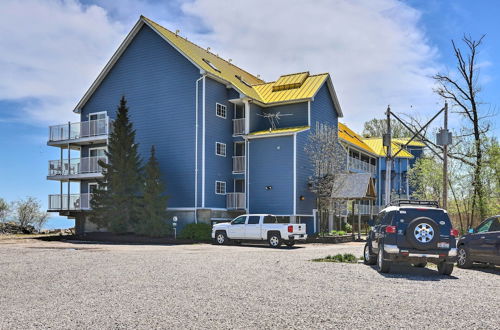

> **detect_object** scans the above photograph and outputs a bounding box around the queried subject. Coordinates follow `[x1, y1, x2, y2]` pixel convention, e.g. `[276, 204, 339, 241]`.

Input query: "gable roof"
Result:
[362, 138, 414, 158]
[392, 138, 426, 147]
[330, 173, 376, 200]
[338, 122, 376, 156]
[74, 16, 343, 116]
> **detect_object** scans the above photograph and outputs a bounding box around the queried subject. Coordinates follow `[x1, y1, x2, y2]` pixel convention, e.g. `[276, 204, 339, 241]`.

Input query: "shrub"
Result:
[312, 253, 359, 263]
[336, 230, 347, 236]
[343, 223, 352, 233]
[179, 223, 212, 241]
[329, 230, 338, 236]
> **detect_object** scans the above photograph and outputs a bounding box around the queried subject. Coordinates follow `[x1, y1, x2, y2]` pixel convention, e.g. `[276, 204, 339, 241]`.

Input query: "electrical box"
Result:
[383, 133, 391, 147]
[436, 129, 452, 146]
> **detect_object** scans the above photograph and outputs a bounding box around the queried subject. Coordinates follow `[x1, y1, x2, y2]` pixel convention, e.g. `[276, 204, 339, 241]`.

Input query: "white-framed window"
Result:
[215, 142, 226, 157]
[215, 181, 226, 195]
[216, 103, 227, 119]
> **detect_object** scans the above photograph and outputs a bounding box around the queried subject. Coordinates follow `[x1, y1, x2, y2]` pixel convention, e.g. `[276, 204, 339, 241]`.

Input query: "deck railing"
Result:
[226, 192, 245, 210]
[48, 193, 92, 210]
[49, 118, 112, 142]
[233, 118, 246, 135]
[232, 156, 245, 173]
[48, 156, 107, 176]
[348, 156, 376, 174]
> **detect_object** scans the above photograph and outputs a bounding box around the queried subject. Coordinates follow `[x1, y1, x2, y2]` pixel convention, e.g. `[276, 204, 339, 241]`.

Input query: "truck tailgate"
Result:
[291, 224, 306, 235]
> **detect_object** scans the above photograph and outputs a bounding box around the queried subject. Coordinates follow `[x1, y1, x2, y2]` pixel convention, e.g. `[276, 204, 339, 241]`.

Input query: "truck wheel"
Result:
[377, 245, 391, 273]
[214, 231, 228, 245]
[285, 241, 295, 248]
[363, 243, 376, 265]
[268, 233, 282, 248]
[437, 261, 454, 276]
[413, 262, 427, 268]
[457, 247, 473, 268]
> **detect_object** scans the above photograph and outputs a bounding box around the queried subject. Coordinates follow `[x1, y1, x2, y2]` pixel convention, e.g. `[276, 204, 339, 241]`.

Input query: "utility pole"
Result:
[442, 102, 449, 209]
[384, 106, 392, 206]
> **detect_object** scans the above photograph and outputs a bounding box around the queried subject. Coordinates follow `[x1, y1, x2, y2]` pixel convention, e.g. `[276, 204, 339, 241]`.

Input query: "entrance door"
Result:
[234, 179, 245, 193]
[89, 112, 107, 136]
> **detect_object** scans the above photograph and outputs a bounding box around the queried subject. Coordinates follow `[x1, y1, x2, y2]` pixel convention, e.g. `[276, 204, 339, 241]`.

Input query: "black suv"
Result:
[364, 200, 459, 275]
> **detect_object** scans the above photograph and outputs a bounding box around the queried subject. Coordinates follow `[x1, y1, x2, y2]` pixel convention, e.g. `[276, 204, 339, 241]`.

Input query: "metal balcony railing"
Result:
[232, 156, 245, 173]
[48, 193, 92, 210]
[48, 156, 107, 176]
[348, 156, 376, 174]
[233, 118, 245, 135]
[48, 118, 112, 142]
[226, 192, 245, 210]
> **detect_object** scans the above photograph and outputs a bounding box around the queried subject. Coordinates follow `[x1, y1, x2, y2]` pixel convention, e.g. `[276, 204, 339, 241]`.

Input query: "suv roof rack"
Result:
[389, 199, 440, 208]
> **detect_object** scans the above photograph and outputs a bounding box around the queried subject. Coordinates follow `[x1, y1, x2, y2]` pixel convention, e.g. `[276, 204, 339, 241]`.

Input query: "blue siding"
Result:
[296, 130, 315, 215]
[80, 25, 200, 207]
[311, 84, 338, 127]
[250, 102, 308, 132]
[204, 77, 235, 208]
[248, 136, 294, 214]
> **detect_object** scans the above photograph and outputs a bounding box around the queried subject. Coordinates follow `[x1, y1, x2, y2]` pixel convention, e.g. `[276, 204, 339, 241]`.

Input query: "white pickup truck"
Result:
[212, 214, 307, 248]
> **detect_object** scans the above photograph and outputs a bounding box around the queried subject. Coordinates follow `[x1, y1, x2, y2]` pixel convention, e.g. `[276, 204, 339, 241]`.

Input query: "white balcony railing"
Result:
[48, 156, 107, 176]
[226, 192, 245, 210]
[232, 156, 245, 173]
[348, 156, 376, 174]
[48, 193, 92, 210]
[49, 118, 112, 142]
[233, 118, 246, 135]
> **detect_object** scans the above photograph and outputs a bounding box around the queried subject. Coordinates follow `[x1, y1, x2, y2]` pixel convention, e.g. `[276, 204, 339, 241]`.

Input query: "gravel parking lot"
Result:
[0, 237, 499, 329]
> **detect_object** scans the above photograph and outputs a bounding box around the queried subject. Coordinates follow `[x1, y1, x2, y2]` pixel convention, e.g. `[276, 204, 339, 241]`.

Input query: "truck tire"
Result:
[406, 217, 439, 250]
[377, 245, 391, 273]
[268, 232, 282, 248]
[457, 247, 473, 268]
[437, 261, 454, 276]
[364, 243, 376, 265]
[214, 231, 228, 245]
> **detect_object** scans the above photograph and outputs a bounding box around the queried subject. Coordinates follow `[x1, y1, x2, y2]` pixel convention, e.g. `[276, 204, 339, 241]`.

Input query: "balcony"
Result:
[348, 156, 376, 175]
[226, 192, 245, 210]
[48, 118, 112, 146]
[48, 193, 92, 211]
[47, 156, 107, 180]
[232, 156, 245, 173]
[233, 118, 245, 135]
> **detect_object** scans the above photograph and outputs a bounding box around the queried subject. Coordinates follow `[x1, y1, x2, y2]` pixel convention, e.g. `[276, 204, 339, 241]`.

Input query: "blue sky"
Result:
[0, 0, 498, 229]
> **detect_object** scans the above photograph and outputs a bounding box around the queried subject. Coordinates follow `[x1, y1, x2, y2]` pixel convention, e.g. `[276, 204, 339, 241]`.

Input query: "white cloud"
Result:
[0, 0, 125, 124]
[182, 0, 443, 132]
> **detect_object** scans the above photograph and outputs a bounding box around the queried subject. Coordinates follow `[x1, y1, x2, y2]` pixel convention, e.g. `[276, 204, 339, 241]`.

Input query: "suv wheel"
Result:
[457, 247, 473, 268]
[377, 246, 391, 273]
[363, 243, 376, 265]
[214, 231, 228, 245]
[268, 233, 282, 248]
[437, 261, 454, 276]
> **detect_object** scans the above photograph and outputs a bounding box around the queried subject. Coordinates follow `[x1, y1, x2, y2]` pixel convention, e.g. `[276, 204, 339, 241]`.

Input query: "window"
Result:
[215, 181, 226, 195]
[490, 218, 500, 232]
[476, 218, 494, 233]
[215, 142, 226, 157]
[216, 103, 227, 119]
[231, 216, 246, 225]
[264, 216, 278, 224]
[247, 216, 260, 225]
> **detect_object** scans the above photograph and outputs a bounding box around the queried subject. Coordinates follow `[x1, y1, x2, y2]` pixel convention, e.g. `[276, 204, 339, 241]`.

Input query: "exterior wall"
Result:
[80, 24, 200, 208]
[248, 135, 294, 214]
[250, 102, 308, 132]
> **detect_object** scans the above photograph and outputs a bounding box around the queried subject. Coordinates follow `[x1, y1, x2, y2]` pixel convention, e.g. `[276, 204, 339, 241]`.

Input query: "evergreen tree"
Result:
[136, 145, 171, 237]
[90, 96, 142, 233]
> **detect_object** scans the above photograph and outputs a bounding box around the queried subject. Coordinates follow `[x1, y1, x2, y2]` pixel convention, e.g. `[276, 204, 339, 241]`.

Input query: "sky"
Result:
[0, 0, 498, 228]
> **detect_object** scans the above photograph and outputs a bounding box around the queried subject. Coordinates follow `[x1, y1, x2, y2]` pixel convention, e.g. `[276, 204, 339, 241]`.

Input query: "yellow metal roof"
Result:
[338, 123, 376, 155]
[249, 126, 310, 136]
[392, 138, 426, 147]
[362, 138, 414, 158]
[142, 16, 329, 105]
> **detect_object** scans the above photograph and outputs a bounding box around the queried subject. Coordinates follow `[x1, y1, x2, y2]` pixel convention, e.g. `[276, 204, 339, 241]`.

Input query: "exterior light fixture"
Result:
[266, 186, 272, 190]
[300, 196, 305, 201]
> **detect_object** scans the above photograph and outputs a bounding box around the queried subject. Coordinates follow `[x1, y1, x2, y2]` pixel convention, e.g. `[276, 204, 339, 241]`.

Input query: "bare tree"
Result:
[306, 122, 347, 234]
[433, 35, 490, 220]
[0, 198, 9, 222]
[13, 197, 49, 232]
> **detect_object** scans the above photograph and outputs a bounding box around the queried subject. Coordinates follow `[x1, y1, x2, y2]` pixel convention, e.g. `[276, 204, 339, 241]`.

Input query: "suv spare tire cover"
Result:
[406, 217, 439, 250]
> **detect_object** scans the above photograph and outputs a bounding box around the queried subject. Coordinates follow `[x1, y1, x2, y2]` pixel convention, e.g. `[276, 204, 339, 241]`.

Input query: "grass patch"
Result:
[312, 253, 360, 263]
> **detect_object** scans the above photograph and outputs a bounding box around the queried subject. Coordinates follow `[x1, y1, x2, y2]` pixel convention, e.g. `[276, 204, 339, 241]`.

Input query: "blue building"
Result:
[46, 16, 344, 235]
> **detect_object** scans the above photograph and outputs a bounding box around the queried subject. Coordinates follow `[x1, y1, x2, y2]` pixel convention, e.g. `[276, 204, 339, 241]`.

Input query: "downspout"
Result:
[195, 74, 206, 223]
[201, 76, 206, 208]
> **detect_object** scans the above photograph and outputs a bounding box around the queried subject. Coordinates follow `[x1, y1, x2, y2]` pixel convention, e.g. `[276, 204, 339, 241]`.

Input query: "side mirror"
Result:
[468, 228, 474, 234]
[367, 219, 374, 227]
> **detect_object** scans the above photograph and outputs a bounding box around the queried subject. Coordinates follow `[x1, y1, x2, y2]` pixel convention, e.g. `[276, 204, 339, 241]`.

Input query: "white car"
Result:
[212, 214, 307, 248]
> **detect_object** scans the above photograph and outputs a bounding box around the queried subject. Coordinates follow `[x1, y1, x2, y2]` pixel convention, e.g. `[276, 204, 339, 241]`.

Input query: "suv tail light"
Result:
[385, 225, 397, 234]
[288, 225, 293, 233]
[450, 228, 459, 237]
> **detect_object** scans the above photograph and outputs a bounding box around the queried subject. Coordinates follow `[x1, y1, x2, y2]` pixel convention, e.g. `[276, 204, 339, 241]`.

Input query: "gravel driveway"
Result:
[0, 237, 498, 329]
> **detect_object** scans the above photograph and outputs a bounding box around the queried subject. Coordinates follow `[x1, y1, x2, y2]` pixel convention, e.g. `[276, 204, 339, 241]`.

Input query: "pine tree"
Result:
[90, 96, 142, 233]
[136, 145, 171, 237]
